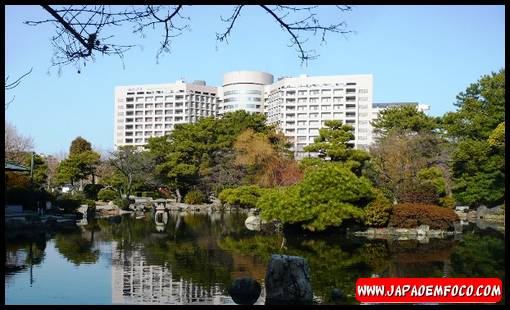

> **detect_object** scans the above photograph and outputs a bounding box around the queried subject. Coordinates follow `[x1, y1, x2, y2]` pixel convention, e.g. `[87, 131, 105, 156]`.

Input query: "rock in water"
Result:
[265, 254, 313, 305]
[228, 277, 261, 305]
[245, 215, 262, 231]
[331, 288, 345, 301]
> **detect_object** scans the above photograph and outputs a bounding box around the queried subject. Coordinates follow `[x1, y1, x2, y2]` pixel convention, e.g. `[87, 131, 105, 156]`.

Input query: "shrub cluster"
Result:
[218, 185, 267, 209]
[184, 190, 205, 205]
[113, 198, 133, 210]
[363, 189, 393, 227]
[257, 163, 375, 231]
[388, 203, 459, 230]
[438, 196, 456, 208]
[97, 188, 118, 201]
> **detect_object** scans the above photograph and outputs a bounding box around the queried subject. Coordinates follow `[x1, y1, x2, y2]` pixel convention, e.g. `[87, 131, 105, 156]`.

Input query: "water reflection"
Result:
[111, 243, 246, 305]
[5, 211, 505, 305]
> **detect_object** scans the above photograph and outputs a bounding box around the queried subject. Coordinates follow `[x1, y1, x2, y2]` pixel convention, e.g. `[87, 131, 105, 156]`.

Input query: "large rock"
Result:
[228, 277, 261, 305]
[477, 205, 488, 219]
[265, 254, 313, 305]
[331, 288, 345, 301]
[245, 215, 262, 231]
[417, 224, 429, 236]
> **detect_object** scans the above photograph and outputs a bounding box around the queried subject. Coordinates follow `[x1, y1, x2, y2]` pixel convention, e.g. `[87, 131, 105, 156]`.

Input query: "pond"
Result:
[5, 211, 505, 305]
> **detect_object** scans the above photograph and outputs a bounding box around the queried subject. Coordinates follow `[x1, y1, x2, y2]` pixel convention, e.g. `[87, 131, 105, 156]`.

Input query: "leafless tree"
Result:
[24, 5, 353, 73]
[5, 67, 33, 109]
[5, 121, 34, 164]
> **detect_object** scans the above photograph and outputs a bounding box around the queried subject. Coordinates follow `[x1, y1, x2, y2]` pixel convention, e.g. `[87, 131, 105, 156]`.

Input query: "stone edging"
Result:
[352, 224, 462, 240]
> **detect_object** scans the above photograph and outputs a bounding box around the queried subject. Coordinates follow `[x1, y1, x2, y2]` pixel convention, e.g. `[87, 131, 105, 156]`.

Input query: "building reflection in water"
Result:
[111, 241, 239, 305]
[111, 209, 267, 306]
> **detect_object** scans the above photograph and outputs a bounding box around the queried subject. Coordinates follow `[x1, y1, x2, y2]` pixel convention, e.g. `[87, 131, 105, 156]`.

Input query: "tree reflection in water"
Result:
[67, 213, 510, 304]
[5, 212, 505, 305]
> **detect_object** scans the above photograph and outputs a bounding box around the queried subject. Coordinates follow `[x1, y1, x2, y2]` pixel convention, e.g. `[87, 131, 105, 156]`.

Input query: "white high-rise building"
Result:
[114, 80, 217, 149]
[114, 71, 428, 155]
[263, 73, 373, 155]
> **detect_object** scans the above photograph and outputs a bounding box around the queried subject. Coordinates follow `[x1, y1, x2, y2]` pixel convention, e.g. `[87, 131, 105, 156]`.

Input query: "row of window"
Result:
[278, 87, 361, 96]
[124, 137, 163, 144]
[285, 126, 369, 134]
[286, 135, 367, 142]
[123, 117, 185, 123]
[122, 109, 215, 116]
[222, 104, 261, 110]
[223, 89, 262, 96]
[125, 95, 215, 102]
[125, 124, 173, 130]
[125, 89, 185, 95]
[283, 120, 371, 128]
[122, 103, 216, 110]
[125, 130, 172, 136]
[283, 111, 358, 117]
[284, 104, 359, 110]
[274, 81, 357, 91]
[121, 111, 214, 118]
[224, 96, 261, 103]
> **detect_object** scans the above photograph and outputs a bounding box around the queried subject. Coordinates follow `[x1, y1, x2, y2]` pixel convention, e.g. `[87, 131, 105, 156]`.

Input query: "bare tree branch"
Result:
[5, 67, 33, 90]
[216, 5, 244, 43]
[24, 5, 353, 72]
[131, 5, 189, 61]
[259, 5, 353, 64]
[5, 67, 33, 109]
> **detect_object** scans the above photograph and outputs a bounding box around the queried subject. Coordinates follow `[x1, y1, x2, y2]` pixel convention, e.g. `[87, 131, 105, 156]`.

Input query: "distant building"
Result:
[263, 73, 373, 156]
[114, 72, 428, 157]
[114, 80, 217, 149]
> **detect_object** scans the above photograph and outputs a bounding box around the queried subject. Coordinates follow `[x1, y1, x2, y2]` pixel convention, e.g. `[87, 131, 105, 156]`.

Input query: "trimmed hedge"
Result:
[388, 203, 459, 230]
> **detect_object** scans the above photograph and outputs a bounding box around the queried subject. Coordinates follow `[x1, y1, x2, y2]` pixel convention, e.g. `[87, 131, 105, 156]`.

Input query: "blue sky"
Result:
[5, 5, 505, 155]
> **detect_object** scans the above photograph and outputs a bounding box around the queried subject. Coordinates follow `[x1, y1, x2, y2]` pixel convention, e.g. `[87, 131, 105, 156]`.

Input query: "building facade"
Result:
[114, 80, 217, 149]
[114, 71, 428, 154]
[217, 71, 273, 115]
[263, 74, 373, 155]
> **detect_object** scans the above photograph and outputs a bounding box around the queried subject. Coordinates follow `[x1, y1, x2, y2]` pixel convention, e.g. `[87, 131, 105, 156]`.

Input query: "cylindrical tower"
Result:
[218, 71, 274, 115]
